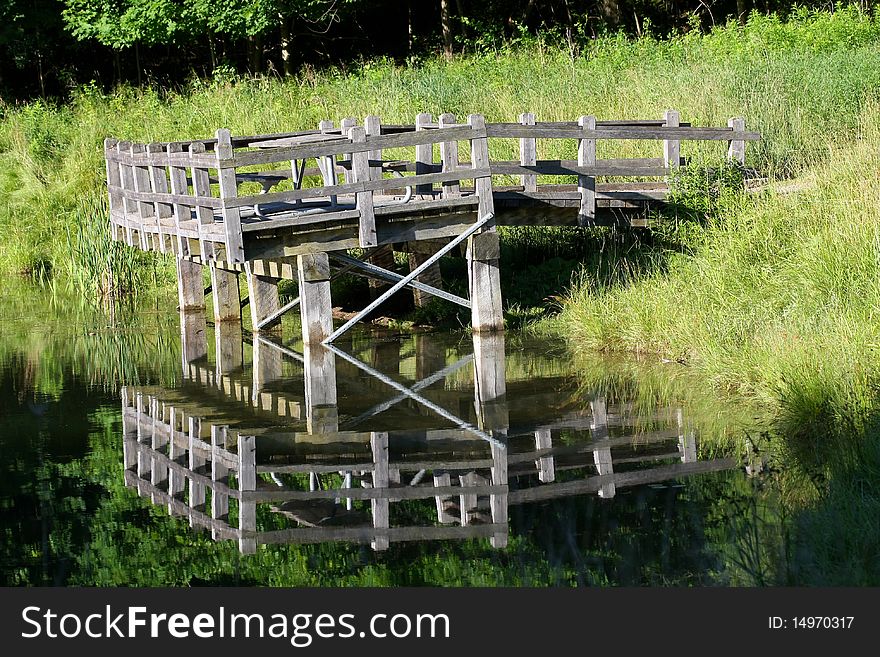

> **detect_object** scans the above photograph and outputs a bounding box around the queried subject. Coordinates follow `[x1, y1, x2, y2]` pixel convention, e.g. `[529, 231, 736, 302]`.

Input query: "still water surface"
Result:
[1, 284, 786, 586]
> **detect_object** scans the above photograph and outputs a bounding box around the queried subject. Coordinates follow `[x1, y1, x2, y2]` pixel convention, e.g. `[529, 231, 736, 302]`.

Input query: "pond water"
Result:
[0, 283, 789, 586]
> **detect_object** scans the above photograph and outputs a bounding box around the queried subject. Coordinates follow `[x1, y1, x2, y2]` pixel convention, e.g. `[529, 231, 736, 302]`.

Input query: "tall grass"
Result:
[2, 7, 880, 288]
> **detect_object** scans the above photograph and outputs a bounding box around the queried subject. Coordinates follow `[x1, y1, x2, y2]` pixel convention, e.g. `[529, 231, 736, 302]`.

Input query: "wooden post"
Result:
[340, 116, 357, 175]
[490, 440, 508, 548]
[167, 407, 185, 514]
[677, 408, 697, 462]
[215, 321, 243, 375]
[209, 264, 241, 323]
[472, 332, 508, 431]
[166, 143, 190, 257]
[535, 428, 556, 483]
[408, 249, 443, 308]
[104, 138, 122, 242]
[297, 253, 333, 344]
[433, 472, 456, 524]
[179, 309, 208, 365]
[245, 265, 281, 333]
[147, 143, 173, 253]
[664, 109, 681, 170]
[211, 425, 229, 540]
[238, 435, 257, 554]
[348, 126, 377, 247]
[519, 112, 537, 192]
[116, 141, 136, 247]
[590, 398, 615, 498]
[467, 114, 503, 333]
[215, 128, 244, 263]
[577, 115, 597, 226]
[129, 143, 154, 251]
[188, 142, 214, 261]
[371, 432, 390, 551]
[252, 333, 283, 402]
[438, 113, 460, 198]
[303, 343, 338, 435]
[150, 397, 168, 501]
[318, 119, 338, 207]
[188, 416, 206, 518]
[728, 117, 746, 165]
[415, 112, 433, 196]
[121, 388, 137, 473]
[364, 114, 383, 181]
[176, 257, 205, 311]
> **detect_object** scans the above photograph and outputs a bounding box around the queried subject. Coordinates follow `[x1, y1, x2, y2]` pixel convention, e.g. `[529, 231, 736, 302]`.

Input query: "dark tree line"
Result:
[0, 1, 874, 99]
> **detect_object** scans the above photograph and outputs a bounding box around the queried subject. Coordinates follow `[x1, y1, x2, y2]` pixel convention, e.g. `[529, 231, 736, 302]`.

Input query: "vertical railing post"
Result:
[534, 428, 556, 483]
[577, 115, 596, 227]
[490, 441, 508, 548]
[104, 138, 122, 242]
[371, 432, 390, 551]
[318, 119, 338, 207]
[728, 117, 746, 165]
[147, 143, 173, 253]
[166, 143, 190, 257]
[664, 109, 681, 170]
[116, 141, 136, 247]
[590, 398, 615, 498]
[215, 129, 244, 264]
[364, 114, 383, 181]
[188, 141, 214, 261]
[211, 425, 229, 540]
[188, 416, 206, 521]
[415, 112, 433, 196]
[439, 113, 460, 198]
[519, 112, 537, 193]
[349, 126, 377, 247]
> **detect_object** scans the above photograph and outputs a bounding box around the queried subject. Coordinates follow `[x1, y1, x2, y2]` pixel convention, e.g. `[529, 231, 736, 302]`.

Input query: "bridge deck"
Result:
[104, 112, 758, 341]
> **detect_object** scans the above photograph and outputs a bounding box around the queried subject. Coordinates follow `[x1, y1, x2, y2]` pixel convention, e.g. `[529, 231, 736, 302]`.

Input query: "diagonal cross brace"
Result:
[325, 343, 503, 447]
[330, 252, 469, 309]
[324, 213, 494, 343]
[342, 353, 475, 429]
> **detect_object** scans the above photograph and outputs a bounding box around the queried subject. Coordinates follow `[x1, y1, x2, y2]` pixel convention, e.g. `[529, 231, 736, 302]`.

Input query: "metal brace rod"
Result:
[324, 213, 493, 343]
[325, 343, 503, 447]
[330, 253, 470, 308]
[342, 353, 474, 429]
[255, 334, 305, 364]
[257, 296, 301, 330]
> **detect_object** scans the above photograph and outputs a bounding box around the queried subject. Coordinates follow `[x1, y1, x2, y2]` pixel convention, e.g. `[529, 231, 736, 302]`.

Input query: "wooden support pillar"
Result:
[245, 265, 281, 333]
[297, 253, 333, 345]
[472, 332, 508, 432]
[303, 343, 338, 435]
[251, 334, 283, 410]
[467, 114, 503, 333]
[590, 398, 615, 498]
[415, 333, 446, 381]
[215, 321, 243, 376]
[176, 257, 205, 311]
[490, 439, 508, 548]
[210, 264, 241, 323]
[238, 435, 257, 554]
[371, 432, 390, 551]
[179, 309, 207, 367]
[408, 251, 443, 308]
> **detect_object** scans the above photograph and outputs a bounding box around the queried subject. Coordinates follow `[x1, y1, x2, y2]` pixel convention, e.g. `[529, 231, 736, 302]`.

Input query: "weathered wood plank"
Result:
[348, 126, 377, 247]
[415, 113, 433, 196]
[664, 109, 681, 172]
[216, 129, 245, 264]
[578, 115, 597, 227]
[728, 117, 746, 164]
[519, 112, 537, 192]
[297, 253, 333, 344]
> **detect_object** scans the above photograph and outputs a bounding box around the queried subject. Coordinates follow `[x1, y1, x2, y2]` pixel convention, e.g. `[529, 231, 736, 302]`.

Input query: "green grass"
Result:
[3, 6, 880, 290]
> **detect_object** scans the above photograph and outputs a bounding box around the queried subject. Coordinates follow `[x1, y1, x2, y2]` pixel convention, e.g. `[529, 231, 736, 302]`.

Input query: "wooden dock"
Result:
[104, 111, 758, 340]
[120, 319, 737, 553]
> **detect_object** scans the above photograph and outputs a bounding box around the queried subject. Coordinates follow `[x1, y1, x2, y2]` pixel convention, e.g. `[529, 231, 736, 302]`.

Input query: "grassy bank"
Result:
[2, 7, 880, 294]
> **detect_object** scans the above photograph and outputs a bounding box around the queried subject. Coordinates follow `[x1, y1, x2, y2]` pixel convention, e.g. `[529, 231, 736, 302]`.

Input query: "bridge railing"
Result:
[103, 111, 759, 263]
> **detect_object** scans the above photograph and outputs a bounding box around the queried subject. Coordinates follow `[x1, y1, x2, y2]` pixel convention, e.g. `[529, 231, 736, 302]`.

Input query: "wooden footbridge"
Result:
[120, 318, 737, 553]
[104, 111, 758, 340]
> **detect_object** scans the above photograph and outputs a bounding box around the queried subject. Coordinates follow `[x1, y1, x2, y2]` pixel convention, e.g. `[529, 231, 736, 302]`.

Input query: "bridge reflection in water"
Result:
[121, 311, 736, 554]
